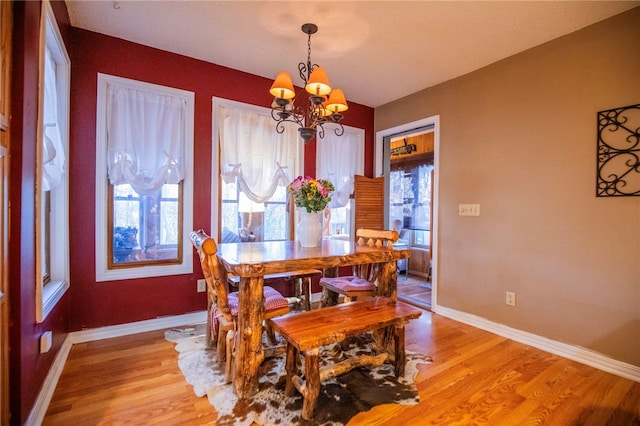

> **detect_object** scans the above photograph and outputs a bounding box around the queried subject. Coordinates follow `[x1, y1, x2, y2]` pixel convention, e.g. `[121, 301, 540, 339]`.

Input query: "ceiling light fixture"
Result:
[269, 23, 348, 143]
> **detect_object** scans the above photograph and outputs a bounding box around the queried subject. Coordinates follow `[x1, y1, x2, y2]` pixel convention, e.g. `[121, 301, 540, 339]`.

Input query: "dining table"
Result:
[216, 238, 410, 399]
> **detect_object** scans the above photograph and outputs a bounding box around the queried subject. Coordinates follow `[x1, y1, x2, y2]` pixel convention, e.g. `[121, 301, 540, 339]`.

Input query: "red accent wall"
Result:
[9, 1, 372, 420]
[9, 1, 73, 424]
[67, 28, 374, 331]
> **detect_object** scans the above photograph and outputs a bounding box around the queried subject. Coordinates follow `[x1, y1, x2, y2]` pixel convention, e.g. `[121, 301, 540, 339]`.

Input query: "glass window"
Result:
[109, 183, 181, 267]
[96, 74, 194, 281]
[36, 1, 71, 322]
[316, 126, 364, 241]
[390, 161, 433, 249]
[220, 183, 289, 243]
[213, 97, 301, 244]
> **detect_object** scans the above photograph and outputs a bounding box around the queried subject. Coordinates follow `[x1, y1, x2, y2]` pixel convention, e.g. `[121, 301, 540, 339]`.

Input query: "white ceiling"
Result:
[64, 1, 639, 107]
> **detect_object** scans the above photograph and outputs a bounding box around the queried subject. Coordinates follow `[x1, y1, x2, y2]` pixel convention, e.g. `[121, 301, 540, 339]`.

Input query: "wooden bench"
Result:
[267, 297, 422, 420]
[228, 269, 320, 311]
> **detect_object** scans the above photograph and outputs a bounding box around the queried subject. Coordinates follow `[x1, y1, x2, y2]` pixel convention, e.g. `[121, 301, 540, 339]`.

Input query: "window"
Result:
[390, 159, 433, 249]
[96, 74, 194, 281]
[109, 183, 181, 266]
[316, 126, 364, 241]
[36, 1, 70, 322]
[213, 98, 301, 243]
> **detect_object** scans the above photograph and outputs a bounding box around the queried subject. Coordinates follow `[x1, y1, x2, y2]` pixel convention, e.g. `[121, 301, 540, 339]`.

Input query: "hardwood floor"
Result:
[44, 310, 640, 425]
[398, 273, 431, 310]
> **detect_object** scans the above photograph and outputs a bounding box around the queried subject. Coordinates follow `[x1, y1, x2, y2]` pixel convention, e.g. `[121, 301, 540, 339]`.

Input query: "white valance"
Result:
[218, 104, 298, 203]
[42, 47, 66, 191]
[317, 128, 364, 208]
[106, 85, 186, 195]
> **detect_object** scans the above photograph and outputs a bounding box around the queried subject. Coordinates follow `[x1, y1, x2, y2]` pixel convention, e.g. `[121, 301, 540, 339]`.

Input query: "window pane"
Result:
[264, 203, 286, 240]
[111, 183, 181, 265]
[326, 203, 352, 240]
[220, 182, 289, 242]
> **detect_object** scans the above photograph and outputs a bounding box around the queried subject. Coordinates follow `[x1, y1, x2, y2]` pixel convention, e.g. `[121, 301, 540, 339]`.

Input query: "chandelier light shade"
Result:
[269, 72, 296, 100]
[270, 23, 349, 143]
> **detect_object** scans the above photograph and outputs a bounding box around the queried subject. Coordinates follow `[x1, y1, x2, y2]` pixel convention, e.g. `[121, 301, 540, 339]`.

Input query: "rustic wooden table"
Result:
[217, 238, 410, 398]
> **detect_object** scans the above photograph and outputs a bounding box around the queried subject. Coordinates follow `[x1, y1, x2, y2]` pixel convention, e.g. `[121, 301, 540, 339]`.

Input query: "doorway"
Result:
[375, 116, 439, 311]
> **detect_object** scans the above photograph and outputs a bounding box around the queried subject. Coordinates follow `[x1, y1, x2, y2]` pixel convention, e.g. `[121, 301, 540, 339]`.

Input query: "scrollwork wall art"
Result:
[597, 103, 640, 196]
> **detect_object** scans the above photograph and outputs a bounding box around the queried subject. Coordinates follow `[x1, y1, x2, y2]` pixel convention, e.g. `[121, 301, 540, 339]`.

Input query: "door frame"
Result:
[375, 115, 440, 309]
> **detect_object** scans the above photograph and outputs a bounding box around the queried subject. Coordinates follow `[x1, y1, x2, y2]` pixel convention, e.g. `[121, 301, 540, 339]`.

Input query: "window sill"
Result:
[42, 279, 70, 321]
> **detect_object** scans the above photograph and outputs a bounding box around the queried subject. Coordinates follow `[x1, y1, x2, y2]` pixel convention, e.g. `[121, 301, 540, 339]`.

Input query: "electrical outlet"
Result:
[506, 291, 516, 306]
[197, 279, 206, 293]
[40, 331, 53, 353]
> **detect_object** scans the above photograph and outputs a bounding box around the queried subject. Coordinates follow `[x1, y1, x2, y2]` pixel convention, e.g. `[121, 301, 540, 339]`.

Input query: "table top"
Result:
[217, 239, 409, 277]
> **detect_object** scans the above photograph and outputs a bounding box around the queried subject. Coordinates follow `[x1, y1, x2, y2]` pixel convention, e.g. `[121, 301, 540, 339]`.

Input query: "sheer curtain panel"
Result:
[42, 47, 65, 191]
[317, 128, 364, 207]
[218, 103, 298, 202]
[106, 86, 186, 195]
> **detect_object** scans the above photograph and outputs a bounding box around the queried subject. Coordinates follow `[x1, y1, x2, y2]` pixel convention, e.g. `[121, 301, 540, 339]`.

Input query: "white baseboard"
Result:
[27, 311, 207, 426]
[433, 304, 640, 383]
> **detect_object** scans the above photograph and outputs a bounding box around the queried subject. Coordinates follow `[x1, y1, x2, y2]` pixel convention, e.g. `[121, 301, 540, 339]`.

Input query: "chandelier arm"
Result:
[270, 23, 346, 143]
[298, 62, 309, 84]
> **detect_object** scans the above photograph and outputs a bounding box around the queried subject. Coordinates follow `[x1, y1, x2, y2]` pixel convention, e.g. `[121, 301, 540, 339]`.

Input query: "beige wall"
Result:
[376, 8, 640, 366]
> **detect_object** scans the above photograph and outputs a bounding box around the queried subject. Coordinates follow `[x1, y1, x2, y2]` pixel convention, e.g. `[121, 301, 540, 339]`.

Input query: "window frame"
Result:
[95, 74, 194, 282]
[35, 0, 70, 323]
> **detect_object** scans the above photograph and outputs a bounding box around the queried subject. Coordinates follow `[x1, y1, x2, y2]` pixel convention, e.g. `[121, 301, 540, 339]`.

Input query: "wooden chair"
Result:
[189, 229, 291, 383]
[319, 228, 399, 307]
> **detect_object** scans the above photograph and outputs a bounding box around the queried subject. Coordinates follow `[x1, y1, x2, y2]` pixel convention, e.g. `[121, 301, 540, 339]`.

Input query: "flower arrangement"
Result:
[288, 176, 335, 213]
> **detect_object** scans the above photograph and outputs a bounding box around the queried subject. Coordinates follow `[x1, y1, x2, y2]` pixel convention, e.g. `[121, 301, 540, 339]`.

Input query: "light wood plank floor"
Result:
[44, 310, 640, 425]
[397, 273, 431, 310]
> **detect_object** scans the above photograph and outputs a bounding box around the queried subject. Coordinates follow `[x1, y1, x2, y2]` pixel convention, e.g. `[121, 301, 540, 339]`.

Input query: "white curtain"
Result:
[42, 46, 66, 191]
[218, 104, 298, 203]
[317, 129, 364, 207]
[106, 85, 186, 195]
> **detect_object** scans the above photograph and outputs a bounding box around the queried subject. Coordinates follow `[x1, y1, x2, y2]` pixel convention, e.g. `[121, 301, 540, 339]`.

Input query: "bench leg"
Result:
[284, 343, 298, 397]
[394, 323, 406, 377]
[302, 348, 320, 420]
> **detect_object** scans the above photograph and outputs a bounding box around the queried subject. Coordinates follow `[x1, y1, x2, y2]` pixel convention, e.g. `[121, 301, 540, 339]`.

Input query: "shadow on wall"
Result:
[589, 319, 640, 367]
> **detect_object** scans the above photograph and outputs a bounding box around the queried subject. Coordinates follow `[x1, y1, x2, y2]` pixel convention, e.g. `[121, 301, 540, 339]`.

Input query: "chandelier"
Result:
[269, 23, 349, 143]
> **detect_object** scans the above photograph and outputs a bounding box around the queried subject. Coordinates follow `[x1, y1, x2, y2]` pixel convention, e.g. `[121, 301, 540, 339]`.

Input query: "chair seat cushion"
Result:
[228, 286, 290, 316]
[320, 276, 376, 292]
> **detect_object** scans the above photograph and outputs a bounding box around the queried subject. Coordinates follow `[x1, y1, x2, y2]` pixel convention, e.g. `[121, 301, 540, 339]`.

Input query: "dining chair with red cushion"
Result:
[189, 229, 290, 383]
[319, 228, 399, 307]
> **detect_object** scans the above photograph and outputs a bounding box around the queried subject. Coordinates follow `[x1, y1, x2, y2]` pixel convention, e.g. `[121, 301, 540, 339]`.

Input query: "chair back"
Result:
[353, 228, 399, 282]
[356, 228, 398, 249]
[189, 229, 233, 323]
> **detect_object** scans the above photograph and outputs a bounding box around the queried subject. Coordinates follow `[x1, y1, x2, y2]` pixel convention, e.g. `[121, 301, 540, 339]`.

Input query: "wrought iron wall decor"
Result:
[597, 103, 640, 196]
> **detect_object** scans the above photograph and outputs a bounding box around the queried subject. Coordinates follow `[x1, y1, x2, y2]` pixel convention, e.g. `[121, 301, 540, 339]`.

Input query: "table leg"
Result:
[374, 261, 399, 352]
[377, 261, 398, 300]
[234, 270, 265, 398]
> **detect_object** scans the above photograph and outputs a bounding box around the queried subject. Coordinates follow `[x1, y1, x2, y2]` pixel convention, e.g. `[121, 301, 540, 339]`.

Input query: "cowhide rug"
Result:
[165, 324, 432, 426]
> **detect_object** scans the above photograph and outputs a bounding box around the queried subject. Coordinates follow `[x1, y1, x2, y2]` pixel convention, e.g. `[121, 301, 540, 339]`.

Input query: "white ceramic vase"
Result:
[296, 209, 323, 248]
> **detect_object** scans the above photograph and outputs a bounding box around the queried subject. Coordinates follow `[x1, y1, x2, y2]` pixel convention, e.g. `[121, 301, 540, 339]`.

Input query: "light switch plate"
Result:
[459, 204, 480, 216]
